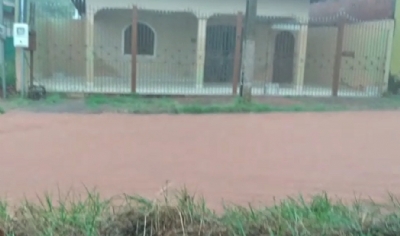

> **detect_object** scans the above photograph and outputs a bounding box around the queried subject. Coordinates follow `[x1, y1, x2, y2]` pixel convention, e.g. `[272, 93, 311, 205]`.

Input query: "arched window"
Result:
[124, 22, 155, 56]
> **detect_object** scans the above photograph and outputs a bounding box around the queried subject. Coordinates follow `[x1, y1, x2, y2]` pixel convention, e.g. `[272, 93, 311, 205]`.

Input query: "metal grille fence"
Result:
[21, 0, 395, 97]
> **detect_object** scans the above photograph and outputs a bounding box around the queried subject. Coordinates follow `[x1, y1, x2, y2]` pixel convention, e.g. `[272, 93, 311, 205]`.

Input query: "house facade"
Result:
[306, 0, 394, 94]
[67, 0, 310, 92]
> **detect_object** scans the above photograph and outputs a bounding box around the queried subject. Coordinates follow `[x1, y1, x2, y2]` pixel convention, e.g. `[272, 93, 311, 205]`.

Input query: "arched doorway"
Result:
[204, 25, 236, 84]
[272, 31, 295, 84]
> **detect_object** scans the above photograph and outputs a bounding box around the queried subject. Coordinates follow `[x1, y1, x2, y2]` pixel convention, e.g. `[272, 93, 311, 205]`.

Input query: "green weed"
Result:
[0, 189, 399, 235]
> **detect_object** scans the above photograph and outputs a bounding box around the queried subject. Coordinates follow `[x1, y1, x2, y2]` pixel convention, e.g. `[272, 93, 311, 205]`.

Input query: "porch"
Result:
[30, 5, 318, 95]
[27, 2, 390, 98]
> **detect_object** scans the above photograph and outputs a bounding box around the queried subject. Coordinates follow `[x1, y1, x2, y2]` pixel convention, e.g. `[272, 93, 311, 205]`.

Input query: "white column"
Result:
[295, 23, 308, 93]
[383, 21, 394, 93]
[85, 10, 95, 89]
[196, 17, 207, 88]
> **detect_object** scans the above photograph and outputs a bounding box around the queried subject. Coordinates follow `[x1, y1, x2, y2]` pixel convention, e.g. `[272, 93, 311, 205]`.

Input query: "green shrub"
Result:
[388, 73, 400, 95]
[0, 59, 16, 90]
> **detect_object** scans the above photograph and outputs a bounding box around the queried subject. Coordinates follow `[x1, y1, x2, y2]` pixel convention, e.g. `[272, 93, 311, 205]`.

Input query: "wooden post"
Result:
[242, 0, 257, 102]
[131, 5, 138, 93]
[232, 12, 243, 95]
[332, 15, 346, 97]
[28, 2, 36, 87]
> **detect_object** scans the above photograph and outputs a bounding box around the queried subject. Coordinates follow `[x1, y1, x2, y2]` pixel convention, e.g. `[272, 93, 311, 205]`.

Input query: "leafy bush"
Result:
[0, 59, 16, 90]
[388, 73, 400, 95]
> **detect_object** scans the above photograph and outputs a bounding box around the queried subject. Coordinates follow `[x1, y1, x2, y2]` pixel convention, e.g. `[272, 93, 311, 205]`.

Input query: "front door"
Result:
[204, 25, 236, 84]
[272, 31, 295, 85]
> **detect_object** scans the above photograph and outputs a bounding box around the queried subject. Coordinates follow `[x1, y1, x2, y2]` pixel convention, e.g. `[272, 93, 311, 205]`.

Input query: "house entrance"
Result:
[204, 25, 236, 84]
[272, 31, 295, 84]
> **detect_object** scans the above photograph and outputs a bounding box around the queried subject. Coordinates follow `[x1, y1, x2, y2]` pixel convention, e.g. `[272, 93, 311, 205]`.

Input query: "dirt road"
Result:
[0, 111, 399, 208]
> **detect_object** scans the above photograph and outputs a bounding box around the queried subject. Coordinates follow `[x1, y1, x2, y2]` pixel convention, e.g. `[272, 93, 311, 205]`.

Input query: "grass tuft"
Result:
[0, 189, 399, 235]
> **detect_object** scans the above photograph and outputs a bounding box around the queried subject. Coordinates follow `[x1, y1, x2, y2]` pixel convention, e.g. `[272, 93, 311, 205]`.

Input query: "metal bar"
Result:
[131, 5, 138, 93]
[29, 2, 35, 87]
[19, 0, 27, 97]
[29, 49, 33, 87]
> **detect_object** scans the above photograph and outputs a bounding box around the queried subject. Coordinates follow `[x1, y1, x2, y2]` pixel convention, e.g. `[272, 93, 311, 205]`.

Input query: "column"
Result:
[390, 0, 400, 79]
[85, 9, 95, 89]
[196, 17, 207, 88]
[295, 22, 308, 93]
[383, 21, 395, 93]
[232, 12, 244, 95]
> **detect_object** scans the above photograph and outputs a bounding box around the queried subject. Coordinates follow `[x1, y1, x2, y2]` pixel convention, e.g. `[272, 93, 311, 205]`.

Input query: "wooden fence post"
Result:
[232, 12, 243, 95]
[332, 15, 346, 96]
[131, 5, 138, 93]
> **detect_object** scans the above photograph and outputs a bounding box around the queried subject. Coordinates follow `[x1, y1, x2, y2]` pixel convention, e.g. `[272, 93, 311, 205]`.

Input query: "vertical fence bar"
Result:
[131, 5, 138, 93]
[332, 15, 345, 97]
[232, 11, 243, 95]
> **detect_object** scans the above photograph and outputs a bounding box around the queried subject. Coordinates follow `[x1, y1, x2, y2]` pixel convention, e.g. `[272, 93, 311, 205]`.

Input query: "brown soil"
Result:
[0, 111, 399, 208]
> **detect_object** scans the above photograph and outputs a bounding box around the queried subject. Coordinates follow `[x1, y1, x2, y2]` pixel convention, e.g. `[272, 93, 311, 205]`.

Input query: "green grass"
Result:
[2, 93, 67, 109]
[4, 92, 400, 115]
[84, 94, 334, 114]
[0, 106, 4, 114]
[0, 189, 399, 235]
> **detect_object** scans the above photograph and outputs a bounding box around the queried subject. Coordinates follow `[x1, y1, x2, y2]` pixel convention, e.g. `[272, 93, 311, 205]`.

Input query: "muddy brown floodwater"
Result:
[0, 111, 400, 209]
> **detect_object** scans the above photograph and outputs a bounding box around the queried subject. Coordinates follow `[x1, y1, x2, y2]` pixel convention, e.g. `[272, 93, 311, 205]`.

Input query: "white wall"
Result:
[87, 0, 309, 18]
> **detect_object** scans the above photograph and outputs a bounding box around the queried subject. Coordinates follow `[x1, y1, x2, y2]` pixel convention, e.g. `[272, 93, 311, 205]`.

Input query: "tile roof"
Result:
[310, 0, 395, 21]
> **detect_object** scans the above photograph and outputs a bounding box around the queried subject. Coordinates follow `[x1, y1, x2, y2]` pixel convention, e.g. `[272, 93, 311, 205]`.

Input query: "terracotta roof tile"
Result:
[310, 0, 395, 21]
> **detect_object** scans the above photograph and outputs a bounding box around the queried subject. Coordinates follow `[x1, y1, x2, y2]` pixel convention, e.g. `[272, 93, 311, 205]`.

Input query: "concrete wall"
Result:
[390, 0, 400, 77]
[304, 26, 337, 88]
[86, 0, 309, 18]
[304, 20, 394, 91]
[34, 19, 86, 79]
[93, 9, 198, 83]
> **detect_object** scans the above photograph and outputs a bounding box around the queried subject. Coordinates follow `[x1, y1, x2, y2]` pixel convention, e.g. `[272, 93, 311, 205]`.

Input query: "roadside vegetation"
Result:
[0, 189, 399, 235]
[84, 94, 331, 114]
[2, 92, 400, 114]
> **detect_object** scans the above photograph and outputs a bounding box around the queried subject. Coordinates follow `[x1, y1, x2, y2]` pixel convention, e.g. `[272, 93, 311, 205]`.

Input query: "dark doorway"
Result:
[204, 25, 236, 84]
[272, 31, 295, 84]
